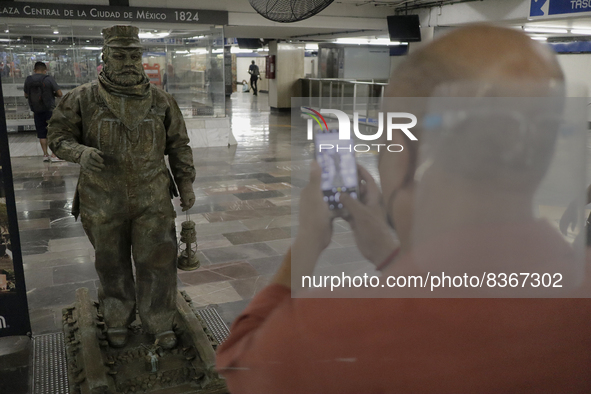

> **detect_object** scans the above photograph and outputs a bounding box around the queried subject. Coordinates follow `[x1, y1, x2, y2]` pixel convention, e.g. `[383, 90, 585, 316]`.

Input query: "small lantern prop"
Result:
[177, 213, 200, 271]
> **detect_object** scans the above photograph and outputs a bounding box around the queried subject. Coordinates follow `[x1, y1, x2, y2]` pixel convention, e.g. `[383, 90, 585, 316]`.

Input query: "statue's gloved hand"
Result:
[179, 185, 195, 212]
[79, 147, 105, 172]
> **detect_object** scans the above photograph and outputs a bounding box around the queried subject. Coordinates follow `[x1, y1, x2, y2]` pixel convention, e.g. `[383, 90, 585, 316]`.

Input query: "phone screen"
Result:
[314, 131, 359, 210]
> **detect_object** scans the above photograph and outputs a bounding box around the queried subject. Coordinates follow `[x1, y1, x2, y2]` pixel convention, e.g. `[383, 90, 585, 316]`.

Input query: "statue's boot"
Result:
[155, 331, 177, 350]
[106, 327, 129, 348]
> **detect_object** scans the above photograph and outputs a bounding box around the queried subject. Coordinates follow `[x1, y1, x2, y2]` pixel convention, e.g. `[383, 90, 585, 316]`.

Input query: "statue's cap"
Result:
[102, 25, 143, 48]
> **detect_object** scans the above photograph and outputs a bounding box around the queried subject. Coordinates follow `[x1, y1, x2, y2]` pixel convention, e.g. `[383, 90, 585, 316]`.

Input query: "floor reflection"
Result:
[9, 92, 361, 335]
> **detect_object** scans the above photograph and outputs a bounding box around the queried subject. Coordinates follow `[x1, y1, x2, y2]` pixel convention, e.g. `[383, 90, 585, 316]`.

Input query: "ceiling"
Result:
[0, 18, 388, 42]
[0, 0, 479, 42]
[3, 1, 591, 44]
[224, 26, 358, 40]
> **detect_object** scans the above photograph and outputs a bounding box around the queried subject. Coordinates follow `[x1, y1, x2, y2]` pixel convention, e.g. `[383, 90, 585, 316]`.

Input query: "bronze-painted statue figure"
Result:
[48, 25, 196, 350]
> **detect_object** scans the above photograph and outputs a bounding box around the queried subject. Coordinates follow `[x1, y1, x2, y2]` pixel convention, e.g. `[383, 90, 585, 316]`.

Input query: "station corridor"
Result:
[7, 92, 367, 335]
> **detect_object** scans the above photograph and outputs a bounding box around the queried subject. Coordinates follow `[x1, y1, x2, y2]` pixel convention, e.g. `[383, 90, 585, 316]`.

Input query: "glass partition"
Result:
[141, 27, 225, 118]
[0, 25, 73, 131]
[0, 23, 225, 132]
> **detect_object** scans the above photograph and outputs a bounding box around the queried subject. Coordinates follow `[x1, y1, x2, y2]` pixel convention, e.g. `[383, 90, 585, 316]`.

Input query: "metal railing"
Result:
[300, 78, 388, 127]
[301, 77, 387, 105]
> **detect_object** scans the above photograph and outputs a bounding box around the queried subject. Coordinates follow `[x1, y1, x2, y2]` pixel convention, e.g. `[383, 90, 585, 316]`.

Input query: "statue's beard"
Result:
[104, 64, 144, 86]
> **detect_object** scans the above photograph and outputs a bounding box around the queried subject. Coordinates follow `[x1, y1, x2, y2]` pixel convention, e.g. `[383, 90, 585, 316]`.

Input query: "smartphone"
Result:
[314, 129, 359, 212]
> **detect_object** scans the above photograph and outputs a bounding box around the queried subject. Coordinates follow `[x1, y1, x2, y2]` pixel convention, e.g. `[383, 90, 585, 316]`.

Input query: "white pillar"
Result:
[268, 41, 305, 109]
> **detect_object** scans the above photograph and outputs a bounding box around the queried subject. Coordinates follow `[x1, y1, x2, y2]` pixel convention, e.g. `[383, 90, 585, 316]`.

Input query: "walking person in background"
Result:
[248, 60, 260, 96]
[24, 61, 63, 162]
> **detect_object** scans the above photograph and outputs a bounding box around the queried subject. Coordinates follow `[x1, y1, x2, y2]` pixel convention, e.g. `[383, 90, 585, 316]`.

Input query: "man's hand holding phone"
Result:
[296, 161, 334, 255]
[288, 161, 335, 289]
[340, 165, 398, 266]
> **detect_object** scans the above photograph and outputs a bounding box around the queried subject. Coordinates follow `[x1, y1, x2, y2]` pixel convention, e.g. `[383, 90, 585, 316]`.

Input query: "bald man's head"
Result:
[378, 24, 566, 253]
[386, 24, 564, 97]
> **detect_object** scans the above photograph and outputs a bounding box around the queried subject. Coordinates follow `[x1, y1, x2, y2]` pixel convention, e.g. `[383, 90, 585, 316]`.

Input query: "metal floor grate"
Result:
[30, 308, 228, 394]
[196, 307, 230, 345]
[32, 333, 69, 394]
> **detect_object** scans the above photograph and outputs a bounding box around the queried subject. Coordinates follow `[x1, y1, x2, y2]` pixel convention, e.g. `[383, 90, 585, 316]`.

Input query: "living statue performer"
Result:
[48, 25, 196, 350]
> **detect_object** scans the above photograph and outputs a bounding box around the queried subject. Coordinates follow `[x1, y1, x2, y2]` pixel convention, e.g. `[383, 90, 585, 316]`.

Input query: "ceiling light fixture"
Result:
[231, 47, 255, 53]
[571, 29, 591, 35]
[523, 27, 568, 34]
[334, 38, 403, 45]
[138, 32, 170, 39]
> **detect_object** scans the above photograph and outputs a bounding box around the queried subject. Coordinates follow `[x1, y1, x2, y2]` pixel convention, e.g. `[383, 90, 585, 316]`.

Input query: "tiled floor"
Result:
[8, 92, 373, 335]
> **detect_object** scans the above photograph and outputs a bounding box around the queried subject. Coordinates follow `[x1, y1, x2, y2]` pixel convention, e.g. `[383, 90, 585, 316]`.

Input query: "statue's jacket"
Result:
[47, 81, 196, 221]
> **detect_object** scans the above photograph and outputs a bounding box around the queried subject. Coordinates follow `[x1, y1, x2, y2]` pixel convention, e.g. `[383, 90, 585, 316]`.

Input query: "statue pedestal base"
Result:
[62, 288, 227, 394]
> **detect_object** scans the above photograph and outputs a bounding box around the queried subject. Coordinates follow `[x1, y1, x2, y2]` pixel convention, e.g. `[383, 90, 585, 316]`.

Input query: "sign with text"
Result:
[0, 75, 31, 337]
[530, 0, 591, 17]
[0, 2, 228, 24]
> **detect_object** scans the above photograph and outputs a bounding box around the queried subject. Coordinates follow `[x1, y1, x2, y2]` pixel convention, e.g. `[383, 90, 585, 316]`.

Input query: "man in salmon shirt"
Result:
[216, 24, 591, 393]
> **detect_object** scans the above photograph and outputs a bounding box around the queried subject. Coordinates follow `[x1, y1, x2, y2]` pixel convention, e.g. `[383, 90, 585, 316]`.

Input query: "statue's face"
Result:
[103, 47, 144, 86]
